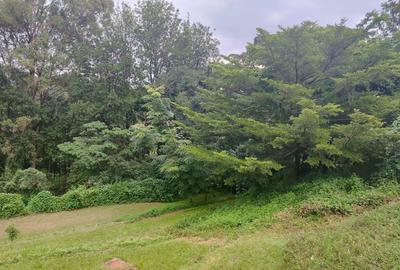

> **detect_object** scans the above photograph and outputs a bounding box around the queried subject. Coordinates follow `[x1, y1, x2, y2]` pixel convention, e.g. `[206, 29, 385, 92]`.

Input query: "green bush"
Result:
[296, 176, 399, 217]
[138, 178, 179, 202]
[60, 188, 85, 210]
[95, 183, 132, 205]
[5, 224, 19, 241]
[298, 201, 352, 217]
[27, 191, 60, 213]
[19, 178, 179, 214]
[80, 187, 102, 208]
[385, 116, 400, 179]
[0, 193, 25, 219]
[11, 168, 48, 194]
[94, 178, 179, 206]
[29, 178, 180, 213]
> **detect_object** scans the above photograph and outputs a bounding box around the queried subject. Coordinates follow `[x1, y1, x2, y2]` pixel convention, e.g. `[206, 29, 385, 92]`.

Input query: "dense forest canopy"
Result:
[0, 0, 399, 197]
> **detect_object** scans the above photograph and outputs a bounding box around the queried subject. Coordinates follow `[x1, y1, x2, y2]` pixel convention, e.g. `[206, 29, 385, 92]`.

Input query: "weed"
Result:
[5, 225, 19, 241]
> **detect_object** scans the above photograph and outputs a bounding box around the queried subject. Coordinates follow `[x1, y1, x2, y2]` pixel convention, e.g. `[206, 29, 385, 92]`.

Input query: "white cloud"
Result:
[264, 10, 290, 24]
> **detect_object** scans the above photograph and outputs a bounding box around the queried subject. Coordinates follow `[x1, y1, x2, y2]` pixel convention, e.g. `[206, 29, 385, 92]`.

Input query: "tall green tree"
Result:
[246, 21, 362, 86]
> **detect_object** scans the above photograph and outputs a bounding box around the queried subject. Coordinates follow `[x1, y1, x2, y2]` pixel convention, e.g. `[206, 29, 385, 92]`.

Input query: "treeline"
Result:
[0, 0, 399, 199]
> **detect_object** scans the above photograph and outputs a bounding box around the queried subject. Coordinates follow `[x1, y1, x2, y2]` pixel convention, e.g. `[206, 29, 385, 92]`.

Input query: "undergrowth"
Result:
[159, 176, 400, 236]
[115, 202, 192, 223]
[283, 203, 400, 269]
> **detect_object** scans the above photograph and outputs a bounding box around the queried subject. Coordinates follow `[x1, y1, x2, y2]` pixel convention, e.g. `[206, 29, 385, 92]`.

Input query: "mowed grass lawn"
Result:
[0, 202, 217, 270]
[0, 199, 400, 270]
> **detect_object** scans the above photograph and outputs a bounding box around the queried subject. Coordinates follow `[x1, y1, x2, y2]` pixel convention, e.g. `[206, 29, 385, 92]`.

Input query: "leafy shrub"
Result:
[95, 183, 132, 205]
[2, 202, 25, 218]
[11, 168, 48, 194]
[0, 193, 25, 218]
[60, 188, 85, 210]
[375, 180, 400, 195]
[355, 191, 387, 207]
[133, 178, 178, 202]
[296, 176, 398, 217]
[0, 166, 15, 193]
[80, 187, 102, 208]
[94, 178, 179, 206]
[57, 186, 102, 210]
[385, 116, 400, 178]
[27, 191, 60, 213]
[24, 178, 180, 213]
[298, 201, 352, 217]
[5, 225, 19, 241]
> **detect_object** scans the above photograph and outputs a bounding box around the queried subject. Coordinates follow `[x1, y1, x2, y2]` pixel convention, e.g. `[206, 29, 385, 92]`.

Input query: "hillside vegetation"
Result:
[1, 177, 400, 269]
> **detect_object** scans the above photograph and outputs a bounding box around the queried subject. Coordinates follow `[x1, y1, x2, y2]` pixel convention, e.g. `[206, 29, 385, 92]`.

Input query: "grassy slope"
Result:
[0, 198, 399, 270]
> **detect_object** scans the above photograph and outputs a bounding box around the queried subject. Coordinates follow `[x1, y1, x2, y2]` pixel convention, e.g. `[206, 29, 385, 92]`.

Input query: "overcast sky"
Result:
[120, 0, 384, 54]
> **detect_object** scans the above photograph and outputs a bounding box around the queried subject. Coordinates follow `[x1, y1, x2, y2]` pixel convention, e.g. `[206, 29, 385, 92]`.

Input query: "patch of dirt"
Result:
[105, 258, 138, 270]
[274, 209, 293, 221]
